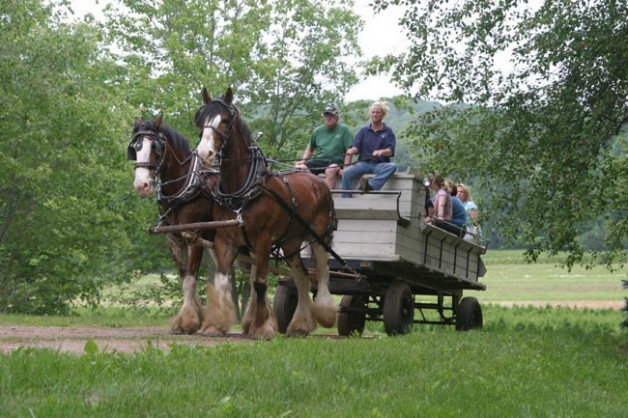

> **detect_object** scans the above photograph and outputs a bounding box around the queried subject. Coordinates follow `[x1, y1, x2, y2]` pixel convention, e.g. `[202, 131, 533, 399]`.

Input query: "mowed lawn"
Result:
[477, 251, 625, 307]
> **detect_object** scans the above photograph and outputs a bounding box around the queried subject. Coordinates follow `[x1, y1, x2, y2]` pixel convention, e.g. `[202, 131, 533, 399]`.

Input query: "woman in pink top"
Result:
[425, 172, 460, 236]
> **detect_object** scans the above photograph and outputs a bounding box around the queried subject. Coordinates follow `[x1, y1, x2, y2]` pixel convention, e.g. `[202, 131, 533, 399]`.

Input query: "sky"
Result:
[68, 1, 407, 102]
[346, 4, 408, 102]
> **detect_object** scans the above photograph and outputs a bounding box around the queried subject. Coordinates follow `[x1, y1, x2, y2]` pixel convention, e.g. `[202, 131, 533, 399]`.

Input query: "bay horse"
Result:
[128, 115, 217, 334]
[194, 87, 338, 338]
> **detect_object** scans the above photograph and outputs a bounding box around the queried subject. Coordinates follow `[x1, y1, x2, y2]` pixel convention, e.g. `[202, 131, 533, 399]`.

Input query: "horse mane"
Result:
[235, 113, 252, 147]
[160, 123, 192, 155]
[133, 118, 192, 156]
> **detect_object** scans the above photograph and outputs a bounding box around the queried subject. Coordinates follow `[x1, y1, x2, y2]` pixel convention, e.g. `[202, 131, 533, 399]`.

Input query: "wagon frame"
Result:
[273, 172, 488, 336]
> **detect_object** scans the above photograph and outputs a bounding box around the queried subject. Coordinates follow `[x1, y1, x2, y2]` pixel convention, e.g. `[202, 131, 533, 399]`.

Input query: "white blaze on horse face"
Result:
[197, 114, 222, 167]
[133, 137, 154, 196]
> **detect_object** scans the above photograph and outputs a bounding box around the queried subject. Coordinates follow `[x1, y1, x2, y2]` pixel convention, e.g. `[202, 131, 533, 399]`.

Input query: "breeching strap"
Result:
[260, 185, 360, 277]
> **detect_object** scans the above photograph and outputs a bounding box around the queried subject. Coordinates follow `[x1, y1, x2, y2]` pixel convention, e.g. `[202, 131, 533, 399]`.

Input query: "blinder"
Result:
[128, 129, 166, 169]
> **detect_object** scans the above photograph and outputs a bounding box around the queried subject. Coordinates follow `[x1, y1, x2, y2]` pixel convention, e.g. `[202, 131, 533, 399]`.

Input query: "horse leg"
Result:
[200, 240, 237, 336]
[284, 254, 317, 336]
[241, 243, 277, 339]
[167, 235, 203, 334]
[239, 258, 258, 334]
[310, 243, 338, 328]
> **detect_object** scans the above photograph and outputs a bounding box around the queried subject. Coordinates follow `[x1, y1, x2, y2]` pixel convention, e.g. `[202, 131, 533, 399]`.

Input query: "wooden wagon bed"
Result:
[275, 173, 488, 335]
[329, 173, 486, 290]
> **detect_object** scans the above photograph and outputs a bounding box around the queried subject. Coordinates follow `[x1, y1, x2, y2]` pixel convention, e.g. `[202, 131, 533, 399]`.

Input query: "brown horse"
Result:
[194, 87, 338, 338]
[128, 115, 217, 334]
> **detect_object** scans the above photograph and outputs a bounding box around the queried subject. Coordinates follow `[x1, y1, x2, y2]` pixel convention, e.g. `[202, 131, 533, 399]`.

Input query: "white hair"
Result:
[370, 101, 389, 117]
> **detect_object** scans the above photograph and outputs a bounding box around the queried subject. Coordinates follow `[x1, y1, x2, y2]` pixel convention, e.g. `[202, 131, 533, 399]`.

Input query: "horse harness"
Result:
[198, 98, 348, 269]
[129, 128, 213, 226]
[208, 144, 296, 258]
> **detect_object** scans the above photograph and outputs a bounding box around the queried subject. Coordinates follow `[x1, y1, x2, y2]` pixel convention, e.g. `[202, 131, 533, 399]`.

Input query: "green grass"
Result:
[1, 251, 626, 417]
[481, 249, 626, 266]
[0, 307, 171, 328]
[480, 263, 624, 304]
[1, 317, 626, 417]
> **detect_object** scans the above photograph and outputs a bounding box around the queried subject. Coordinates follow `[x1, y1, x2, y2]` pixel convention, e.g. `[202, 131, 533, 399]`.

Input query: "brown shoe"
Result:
[358, 177, 373, 193]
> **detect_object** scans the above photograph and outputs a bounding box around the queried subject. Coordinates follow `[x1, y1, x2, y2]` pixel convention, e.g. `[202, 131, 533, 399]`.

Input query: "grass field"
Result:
[478, 251, 625, 306]
[1, 315, 626, 417]
[0, 251, 626, 417]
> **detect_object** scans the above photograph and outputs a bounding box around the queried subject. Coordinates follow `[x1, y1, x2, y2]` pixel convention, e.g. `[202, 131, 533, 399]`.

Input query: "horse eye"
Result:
[221, 118, 229, 125]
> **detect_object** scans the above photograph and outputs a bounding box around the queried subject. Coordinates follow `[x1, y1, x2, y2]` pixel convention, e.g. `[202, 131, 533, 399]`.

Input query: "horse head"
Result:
[128, 115, 166, 196]
[194, 87, 238, 168]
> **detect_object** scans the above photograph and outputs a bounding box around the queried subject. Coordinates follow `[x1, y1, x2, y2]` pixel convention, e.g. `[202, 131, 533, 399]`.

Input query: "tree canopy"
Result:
[102, 0, 362, 160]
[0, 0, 363, 314]
[374, 0, 627, 268]
[0, 0, 164, 313]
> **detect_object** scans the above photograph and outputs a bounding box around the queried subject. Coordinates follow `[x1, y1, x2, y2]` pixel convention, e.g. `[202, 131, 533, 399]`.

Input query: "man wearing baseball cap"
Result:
[295, 104, 353, 189]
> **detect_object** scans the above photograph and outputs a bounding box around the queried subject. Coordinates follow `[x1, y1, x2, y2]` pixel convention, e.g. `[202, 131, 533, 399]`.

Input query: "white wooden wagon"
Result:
[273, 172, 488, 336]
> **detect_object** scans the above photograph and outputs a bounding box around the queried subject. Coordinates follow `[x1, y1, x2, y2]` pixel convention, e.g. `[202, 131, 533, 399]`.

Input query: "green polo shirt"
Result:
[309, 123, 353, 165]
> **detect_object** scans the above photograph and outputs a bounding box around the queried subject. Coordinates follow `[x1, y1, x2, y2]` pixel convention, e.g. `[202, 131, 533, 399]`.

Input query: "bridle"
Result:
[198, 99, 269, 209]
[129, 129, 167, 171]
[200, 99, 239, 160]
[129, 126, 210, 213]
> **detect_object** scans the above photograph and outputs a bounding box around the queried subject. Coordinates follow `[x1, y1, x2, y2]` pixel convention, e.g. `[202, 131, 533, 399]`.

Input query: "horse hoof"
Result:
[240, 318, 252, 335]
[171, 309, 202, 335]
[170, 327, 197, 335]
[248, 324, 276, 340]
[200, 326, 225, 337]
[285, 328, 310, 337]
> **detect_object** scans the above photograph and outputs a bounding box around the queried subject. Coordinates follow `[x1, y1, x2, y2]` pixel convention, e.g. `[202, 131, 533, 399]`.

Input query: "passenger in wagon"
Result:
[457, 183, 483, 240]
[340, 101, 397, 197]
[295, 104, 354, 189]
[424, 173, 463, 236]
[445, 179, 467, 237]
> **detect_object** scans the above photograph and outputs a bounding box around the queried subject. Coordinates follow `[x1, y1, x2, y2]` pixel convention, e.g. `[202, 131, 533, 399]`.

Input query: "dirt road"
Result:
[1, 301, 622, 354]
[0, 325, 258, 354]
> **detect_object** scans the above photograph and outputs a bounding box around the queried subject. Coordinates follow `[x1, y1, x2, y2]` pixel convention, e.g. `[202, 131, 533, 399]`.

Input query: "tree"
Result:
[103, 0, 362, 161]
[0, 0, 159, 313]
[372, 0, 627, 268]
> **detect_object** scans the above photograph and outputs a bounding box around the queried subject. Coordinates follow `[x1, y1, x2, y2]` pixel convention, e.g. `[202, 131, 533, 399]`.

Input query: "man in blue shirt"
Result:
[341, 101, 397, 197]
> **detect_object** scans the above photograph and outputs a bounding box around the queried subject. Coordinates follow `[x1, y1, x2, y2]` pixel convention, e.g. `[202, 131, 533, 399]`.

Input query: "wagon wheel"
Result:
[337, 295, 366, 337]
[455, 296, 483, 331]
[383, 282, 414, 336]
[273, 284, 297, 334]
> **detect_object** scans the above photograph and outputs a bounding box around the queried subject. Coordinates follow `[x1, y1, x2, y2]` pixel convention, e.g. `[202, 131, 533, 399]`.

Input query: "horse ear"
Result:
[225, 87, 233, 105]
[133, 117, 141, 128]
[155, 114, 163, 129]
[202, 87, 211, 105]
